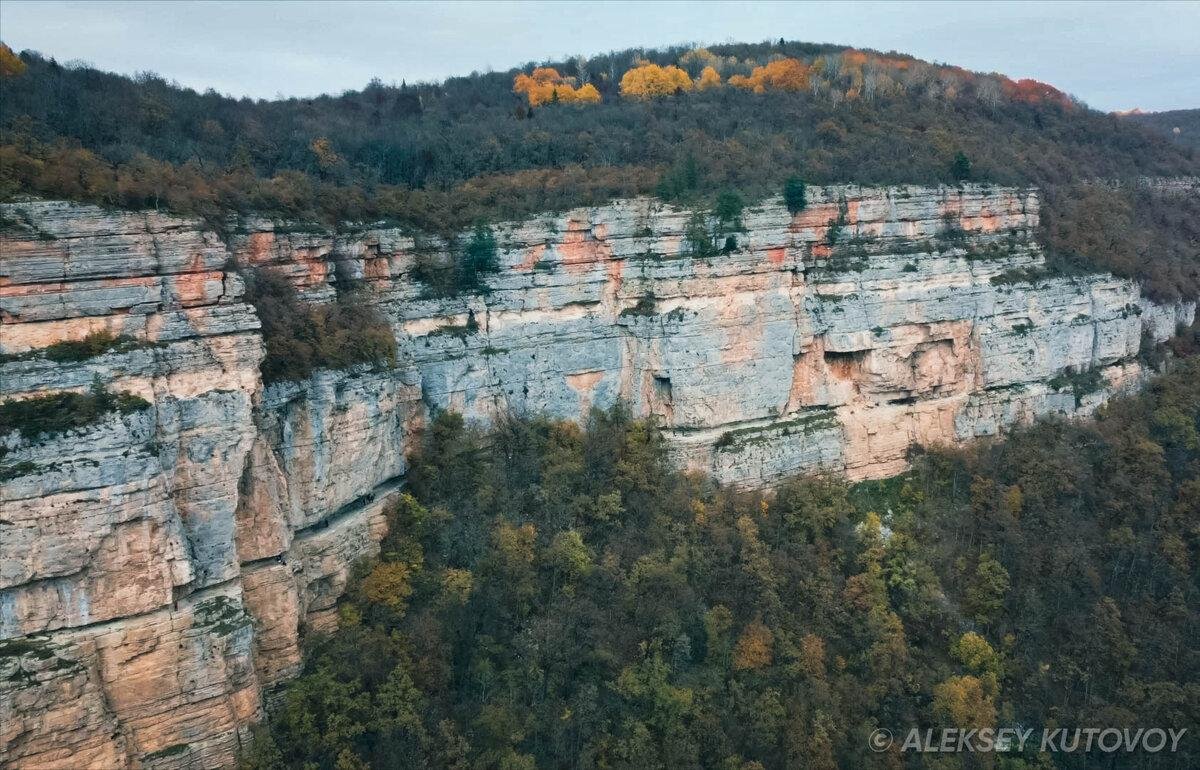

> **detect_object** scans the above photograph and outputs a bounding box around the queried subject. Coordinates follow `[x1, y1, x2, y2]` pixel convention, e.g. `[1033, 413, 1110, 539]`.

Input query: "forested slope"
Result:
[1127, 109, 1200, 150]
[1, 39, 1198, 298]
[241, 356, 1200, 770]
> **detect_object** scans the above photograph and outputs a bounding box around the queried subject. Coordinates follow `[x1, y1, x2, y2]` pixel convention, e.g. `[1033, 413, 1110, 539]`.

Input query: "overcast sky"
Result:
[2, 0, 1198, 112]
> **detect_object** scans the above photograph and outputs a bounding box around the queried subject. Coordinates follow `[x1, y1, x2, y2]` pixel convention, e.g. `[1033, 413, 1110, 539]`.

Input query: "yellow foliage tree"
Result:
[494, 521, 536, 566]
[309, 137, 342, 173]
[931, 675, 996, 728]
[360, 561, 414, 614]
[619, 62, 693, 99]
[0, 43, 25, 77]
[697, 66, 722, 91]
[573, 83, 601, 103]
[799, 633, 827, 679]
[679, 47, 738, 76]
[729, 58, 810, 94]
[732, 620, 774, 670]
[513, 67, 601, 106]
[441, 568, 473, 606]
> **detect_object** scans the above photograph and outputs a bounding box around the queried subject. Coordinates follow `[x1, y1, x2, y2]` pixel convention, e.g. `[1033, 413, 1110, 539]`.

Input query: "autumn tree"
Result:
[512, 66, 600, 106]
[0, 43, 25, 77]
[573, 82, 601, 103]
[729, 58, 810, 93]
[697, 66, 722, 90]
[309, 137, 344, 180]
[679, 47, 738, 76]
[512, 66, 564, 106]
[931, 675, 996, 729]
[360, 561, 414, 614]
[619, 62, 693, 99]
[732, 620, 774, 670]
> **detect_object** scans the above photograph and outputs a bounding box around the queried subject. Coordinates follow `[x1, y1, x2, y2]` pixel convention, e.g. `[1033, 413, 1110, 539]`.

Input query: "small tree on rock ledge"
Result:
[784, 177, 807, 214]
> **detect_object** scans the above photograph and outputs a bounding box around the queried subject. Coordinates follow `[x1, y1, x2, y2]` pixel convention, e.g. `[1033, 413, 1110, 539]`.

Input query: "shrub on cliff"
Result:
[41, 330, 143, 362]
[411, 224, 499, 297]
[0, 329, 144, 365]
[783, 176, 807, 214]
[242, 268, 396, 384]
[0, 378, 150, 441]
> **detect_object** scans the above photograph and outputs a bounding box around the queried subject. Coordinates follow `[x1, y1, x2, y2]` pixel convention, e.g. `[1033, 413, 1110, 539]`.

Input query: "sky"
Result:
[1, 0, 1198, 112]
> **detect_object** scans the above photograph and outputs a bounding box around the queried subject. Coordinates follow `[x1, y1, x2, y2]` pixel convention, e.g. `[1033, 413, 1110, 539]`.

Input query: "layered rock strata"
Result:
[0, 185, 1192, 767]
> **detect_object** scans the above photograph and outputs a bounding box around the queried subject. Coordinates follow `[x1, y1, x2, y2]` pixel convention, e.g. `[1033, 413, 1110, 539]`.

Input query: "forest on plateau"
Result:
[239, 355, 1200, 770]
[1, 39, 1198, 299]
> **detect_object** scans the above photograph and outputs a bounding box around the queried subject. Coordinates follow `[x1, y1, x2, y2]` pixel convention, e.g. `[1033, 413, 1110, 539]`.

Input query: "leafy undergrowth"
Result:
[243, 361, 1200, 770]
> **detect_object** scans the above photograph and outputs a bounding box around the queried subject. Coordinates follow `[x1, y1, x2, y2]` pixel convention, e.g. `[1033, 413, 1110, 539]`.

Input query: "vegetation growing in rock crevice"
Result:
[38, 330, 138, 362]
[1048, 365, 1105, 406]
[242, 360, 1200, 770]
[242, 267, 396, 384]
[0, 377, 150, 441]
[411, 224, 500, 297]
[0, 329, 146, 364]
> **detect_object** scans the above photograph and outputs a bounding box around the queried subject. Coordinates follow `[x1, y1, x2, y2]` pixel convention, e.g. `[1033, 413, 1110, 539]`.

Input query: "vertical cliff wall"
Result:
[0, 186, 1192, 767]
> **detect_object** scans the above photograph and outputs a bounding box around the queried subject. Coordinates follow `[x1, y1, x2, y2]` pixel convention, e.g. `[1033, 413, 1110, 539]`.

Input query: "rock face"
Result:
[0, 186, 1192, 767]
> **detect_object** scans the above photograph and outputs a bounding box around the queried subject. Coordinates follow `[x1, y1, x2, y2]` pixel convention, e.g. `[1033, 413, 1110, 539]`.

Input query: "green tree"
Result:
[783, 176, 807, 214]
[714, 189, 745, 228]
[964, 552, 1009, 626]
[462, 224, 498, 287]
[951, 151, 972, 181]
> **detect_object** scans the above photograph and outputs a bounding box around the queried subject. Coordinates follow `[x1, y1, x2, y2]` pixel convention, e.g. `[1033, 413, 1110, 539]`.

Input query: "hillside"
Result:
[1126, 108, 1200, 150]
[1, 39, 1198, 299]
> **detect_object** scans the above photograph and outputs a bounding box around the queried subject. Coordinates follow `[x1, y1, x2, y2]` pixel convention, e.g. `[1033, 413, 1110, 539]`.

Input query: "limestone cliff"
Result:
[0, 185, 1192, 768]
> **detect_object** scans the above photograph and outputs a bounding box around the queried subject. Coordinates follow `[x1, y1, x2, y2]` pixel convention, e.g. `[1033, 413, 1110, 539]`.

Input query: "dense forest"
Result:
[1, 39, 1197, 299]
[239, 353, 1200, 770]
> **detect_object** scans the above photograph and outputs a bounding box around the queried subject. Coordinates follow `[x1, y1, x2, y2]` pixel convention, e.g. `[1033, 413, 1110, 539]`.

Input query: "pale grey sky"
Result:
[1, 0, 1198, 112]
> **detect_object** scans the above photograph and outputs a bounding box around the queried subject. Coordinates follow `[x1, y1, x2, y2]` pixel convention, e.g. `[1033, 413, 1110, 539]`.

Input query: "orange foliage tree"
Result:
[513, 67, 600, 106]
[619, 62, 693, 99]
[728, 58, 810, 94]
[1001, 77, 1073, 108]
